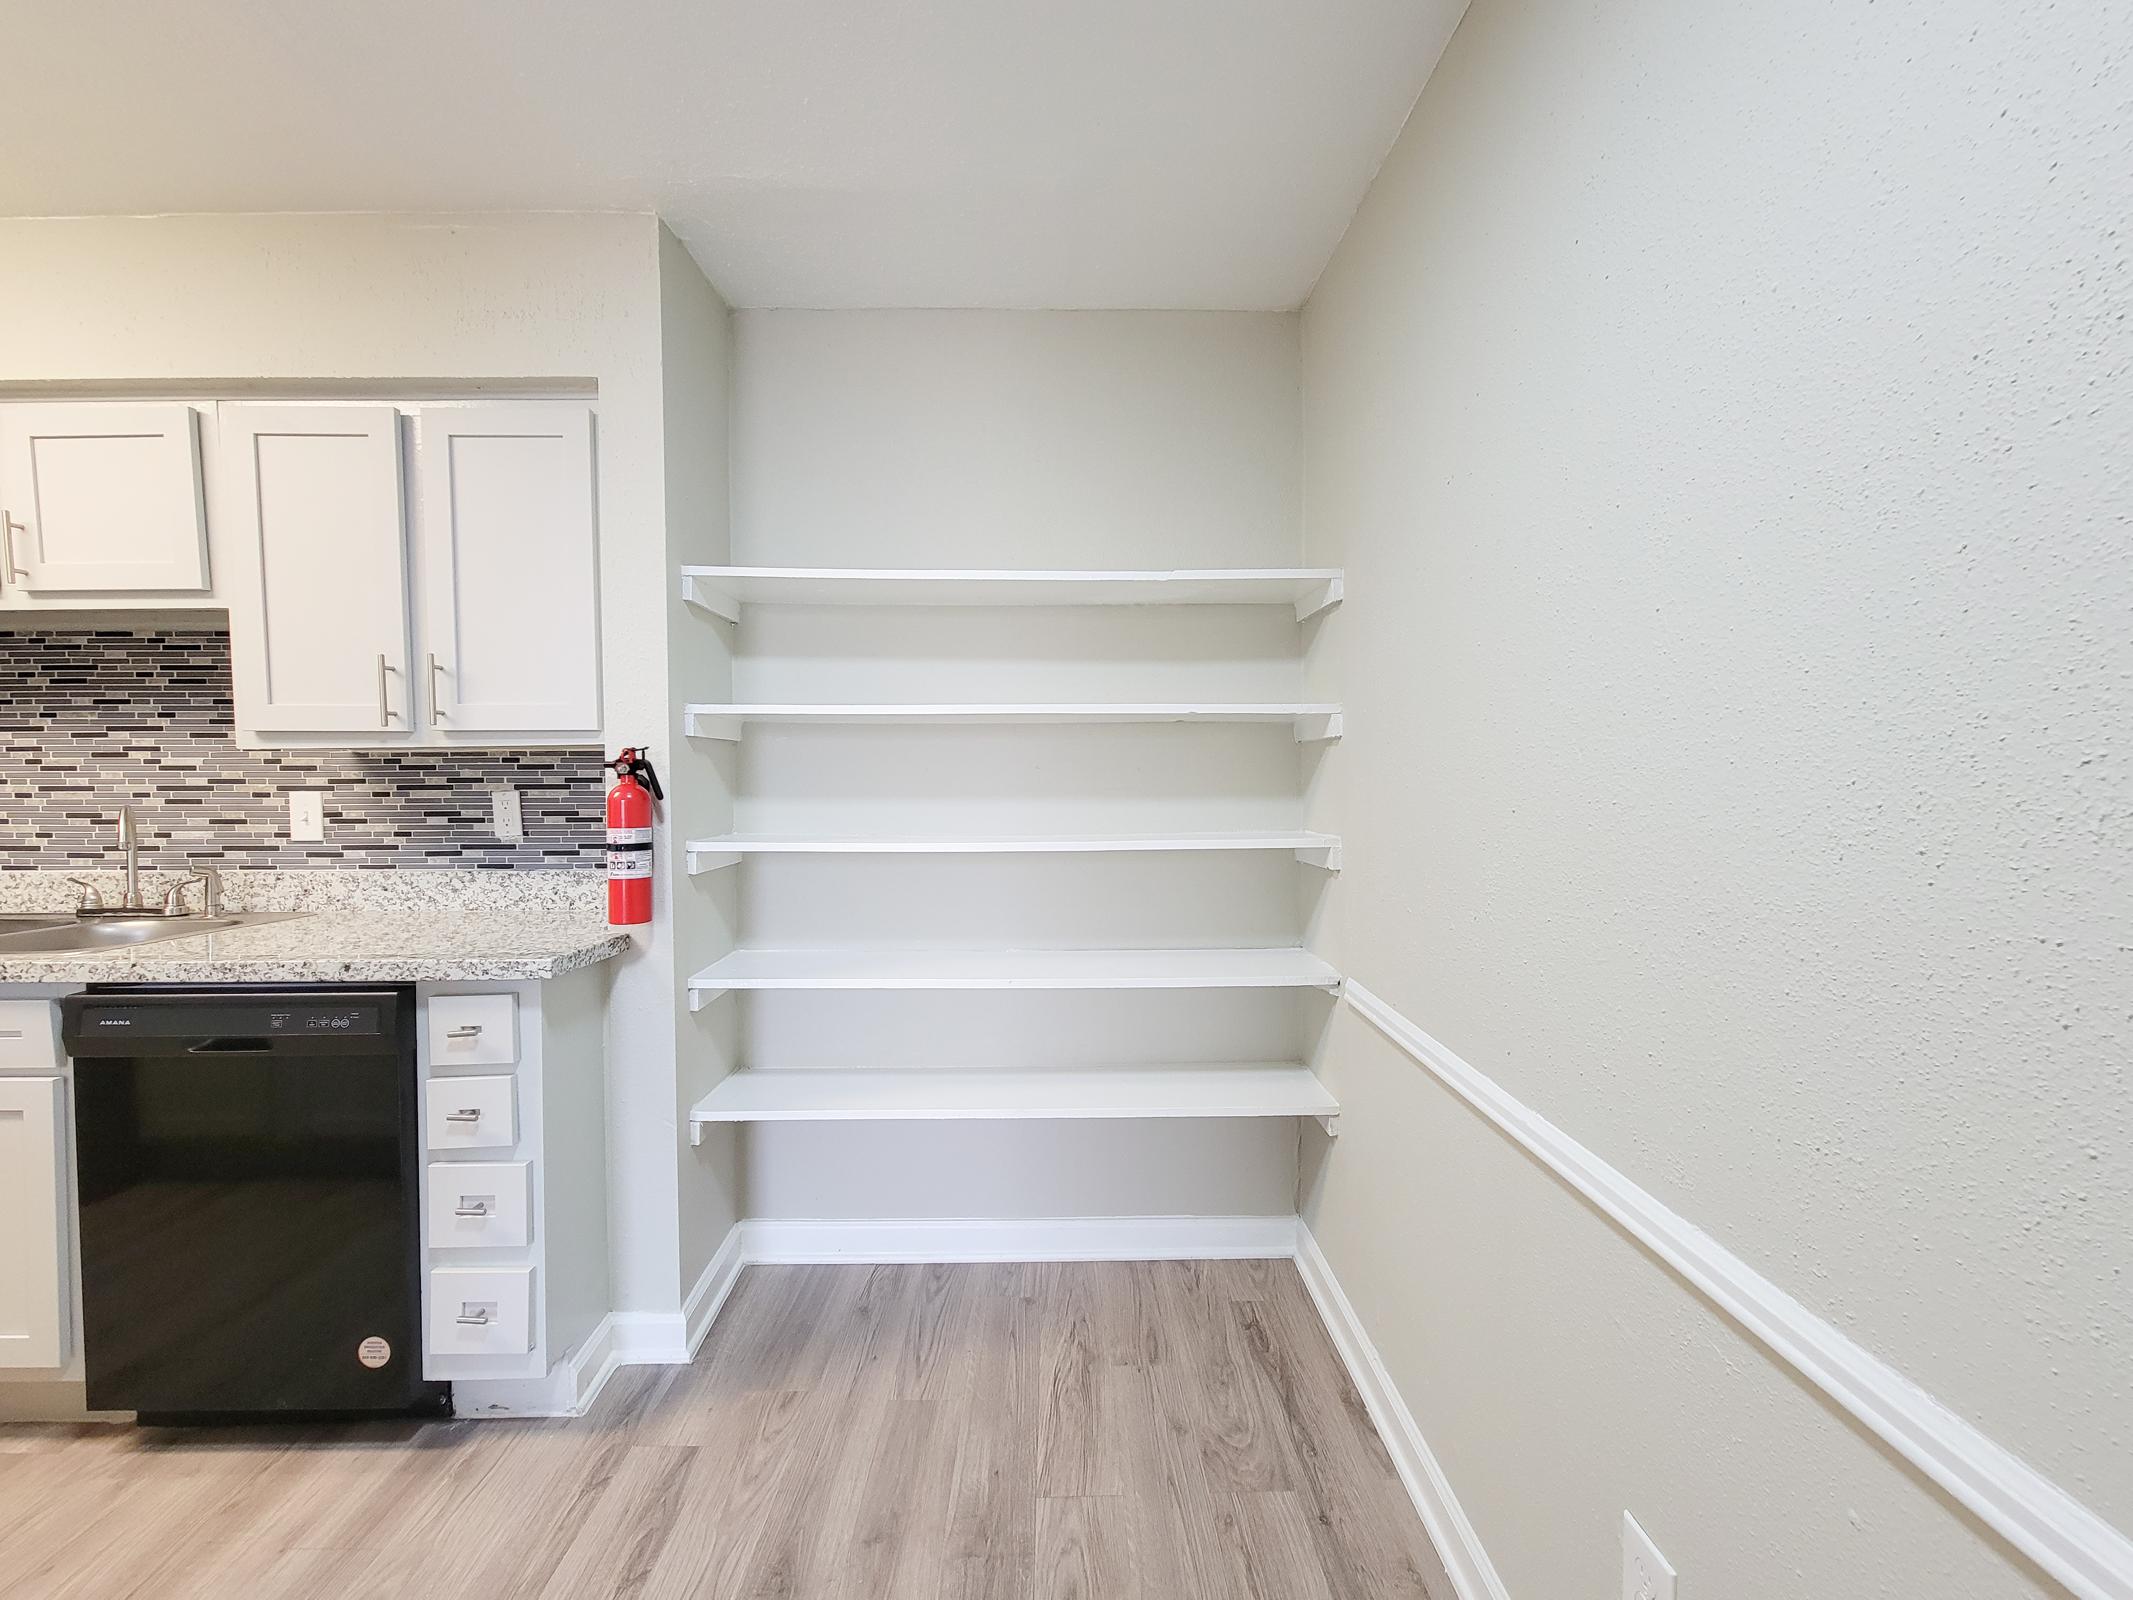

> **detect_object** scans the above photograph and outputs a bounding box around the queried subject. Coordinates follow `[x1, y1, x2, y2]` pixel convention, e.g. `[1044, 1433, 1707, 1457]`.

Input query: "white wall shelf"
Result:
[682, 703, 1343, 743]
[687, 1064, 1340, 1143]
[680, 566, 1344, 622]
[685, 945, 1342, 1010]
[683, 830, 1342, 875]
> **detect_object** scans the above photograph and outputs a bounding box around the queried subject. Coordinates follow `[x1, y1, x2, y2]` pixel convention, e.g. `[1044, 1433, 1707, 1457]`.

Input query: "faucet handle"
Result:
[161, 876, 208, 916]
[185, 862, 225, 915]
[68, 878, 104, 912]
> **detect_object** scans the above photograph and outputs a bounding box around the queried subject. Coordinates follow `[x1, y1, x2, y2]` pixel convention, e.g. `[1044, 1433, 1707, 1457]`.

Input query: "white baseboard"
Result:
[461, 1225, 745, 1417]
[740, 1212, 1301, 1264]
[606, 1220, 747, 1368]
[682, 1221, 747, 1356]
[1295, 1226, 1510, 1600]
[453, 1312, 624, 1419]
[1342, 978, 2133, 1600]
[607, 1310, 685, 1366]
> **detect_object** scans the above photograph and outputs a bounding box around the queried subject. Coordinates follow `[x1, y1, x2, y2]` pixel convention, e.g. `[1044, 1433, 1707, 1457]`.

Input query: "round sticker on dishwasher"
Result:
[357, 1337, 392, 1369]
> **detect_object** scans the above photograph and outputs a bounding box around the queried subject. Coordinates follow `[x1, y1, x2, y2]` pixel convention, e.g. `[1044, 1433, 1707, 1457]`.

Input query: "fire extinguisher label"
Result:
[607, 852, 652, 879]
[607, 827, 653, 845]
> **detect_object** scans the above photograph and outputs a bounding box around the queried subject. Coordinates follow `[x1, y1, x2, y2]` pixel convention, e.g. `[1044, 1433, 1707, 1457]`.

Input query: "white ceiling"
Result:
[0, 0, 1464, 309]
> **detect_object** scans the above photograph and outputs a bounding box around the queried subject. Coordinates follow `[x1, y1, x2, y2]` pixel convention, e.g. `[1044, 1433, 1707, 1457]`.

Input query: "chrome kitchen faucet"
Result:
[116, 805, 145, 911]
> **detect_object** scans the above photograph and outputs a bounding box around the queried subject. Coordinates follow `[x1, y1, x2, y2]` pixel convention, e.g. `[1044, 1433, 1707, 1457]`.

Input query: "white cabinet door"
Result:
[0, 1076, 68, 1369]
[415, 405, 601, 733]
[220, 405, 413, 735]
[0, 403, 208, 592]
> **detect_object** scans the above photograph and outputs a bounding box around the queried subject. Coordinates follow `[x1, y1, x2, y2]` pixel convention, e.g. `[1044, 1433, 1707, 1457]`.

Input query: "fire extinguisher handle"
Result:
[610, 747, 663, 801]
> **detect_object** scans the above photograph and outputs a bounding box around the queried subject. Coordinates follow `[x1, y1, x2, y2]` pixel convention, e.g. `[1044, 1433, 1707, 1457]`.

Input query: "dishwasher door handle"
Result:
[185, 1038, 275, 1055]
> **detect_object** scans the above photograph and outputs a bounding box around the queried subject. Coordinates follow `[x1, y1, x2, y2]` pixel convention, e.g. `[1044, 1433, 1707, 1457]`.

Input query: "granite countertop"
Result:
[0, 870, 633, 985]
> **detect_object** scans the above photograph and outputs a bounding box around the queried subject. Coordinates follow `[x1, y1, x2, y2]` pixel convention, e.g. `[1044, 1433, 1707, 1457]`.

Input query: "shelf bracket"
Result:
[679, 574, 740, 623]
[686, 848, 743, 875]
[1314, 1113, 1341, 1139]
[689, 1115, 707, 1147]
[687, 986, 728, 1013]
[1294, 575, 1344, 623]
[683, 710, 744, 741]
[1294, 839, 1342, 872]
[1293, 710, 1343, 744]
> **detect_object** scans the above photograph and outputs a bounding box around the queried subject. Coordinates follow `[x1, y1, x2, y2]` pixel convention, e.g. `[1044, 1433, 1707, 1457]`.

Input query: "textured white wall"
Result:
[0, 212, 701, 1320]
[732, 311, 1302, 567]
[730, 309, 1311, 1220]
[1299, 0, 2131, 1594]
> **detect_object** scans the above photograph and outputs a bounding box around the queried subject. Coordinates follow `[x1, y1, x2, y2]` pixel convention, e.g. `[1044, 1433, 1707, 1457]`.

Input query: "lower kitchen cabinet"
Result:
[0, 1073, 69, 1370]
[416, 969, 610, 1400]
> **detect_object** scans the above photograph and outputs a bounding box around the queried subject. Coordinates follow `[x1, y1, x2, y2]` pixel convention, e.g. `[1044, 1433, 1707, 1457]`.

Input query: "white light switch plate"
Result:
[288, 791, 325, 843]
[1623, 1513, 1677, 1600]
[490, 787, 523, 843]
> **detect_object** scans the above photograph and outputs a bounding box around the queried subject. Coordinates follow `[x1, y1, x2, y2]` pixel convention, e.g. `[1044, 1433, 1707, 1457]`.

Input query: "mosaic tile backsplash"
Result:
[0, 630, 604, 871]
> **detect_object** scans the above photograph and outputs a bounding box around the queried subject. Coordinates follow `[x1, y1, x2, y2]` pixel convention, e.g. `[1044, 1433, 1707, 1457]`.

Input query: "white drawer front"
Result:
[428, 1265, 533, 1356]
[0, 1001, 61, 1070]
[427, 994, 517, 1066]
[426, 1161, 531, 1249]
[423, 1075, 518, 1151]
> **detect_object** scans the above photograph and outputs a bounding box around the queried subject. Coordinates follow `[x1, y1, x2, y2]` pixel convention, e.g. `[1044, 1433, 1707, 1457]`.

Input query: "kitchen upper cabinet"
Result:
[0, 403, 209, 593]
[414, 405, 601, 734]
[0, 1075, 69, 1370]
[220, 405, 413, 735]
[218, 400, 601, 745]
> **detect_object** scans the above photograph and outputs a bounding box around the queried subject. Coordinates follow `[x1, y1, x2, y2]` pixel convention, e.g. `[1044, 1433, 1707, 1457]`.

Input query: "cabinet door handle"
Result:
[0, 1029, 22, 1040]
[456, 1307, 492, 1326]
[453, 1200, 491, 1218]
[427, 652, 446, 727]
[445, 1024, 483, 1039]
[375, 654, 395, 725]
[444, 1108, 482, 1123]
[0, 512, 27, 582]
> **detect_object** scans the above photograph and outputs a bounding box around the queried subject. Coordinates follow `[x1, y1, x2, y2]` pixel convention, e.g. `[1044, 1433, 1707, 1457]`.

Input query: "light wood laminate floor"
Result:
[0, 1260, 1455, 1599]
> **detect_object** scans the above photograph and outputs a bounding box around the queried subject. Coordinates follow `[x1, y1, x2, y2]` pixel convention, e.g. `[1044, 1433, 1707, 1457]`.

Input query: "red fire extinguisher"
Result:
[606, 747, 662, 926]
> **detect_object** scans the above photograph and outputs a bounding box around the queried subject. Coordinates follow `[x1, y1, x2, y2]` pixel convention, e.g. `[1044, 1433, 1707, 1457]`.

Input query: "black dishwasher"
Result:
[62, 986, 448, 1423]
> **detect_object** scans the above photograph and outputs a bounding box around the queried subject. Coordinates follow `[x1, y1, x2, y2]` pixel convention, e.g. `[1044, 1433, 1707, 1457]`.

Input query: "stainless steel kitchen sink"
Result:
[0, 910, 306, 955]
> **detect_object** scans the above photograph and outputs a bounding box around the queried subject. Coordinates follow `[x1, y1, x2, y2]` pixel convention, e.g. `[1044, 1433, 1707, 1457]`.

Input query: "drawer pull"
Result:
[456, 1307, 493, 1326]
[0, 1029, 22, 1040]
[445, 1024, 484, 1040]
[453, 1200, 492, 1218]
[444, 1108, 483, 1123]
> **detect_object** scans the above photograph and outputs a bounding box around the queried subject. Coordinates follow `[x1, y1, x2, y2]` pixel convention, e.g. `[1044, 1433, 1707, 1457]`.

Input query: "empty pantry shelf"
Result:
[682, 830, 1342, 873]
[681, 703, 1344, 742]
[684, 945, 1343, 1008]
[687, 1065, 1340, 1142]
[678, 565, 1343, 621]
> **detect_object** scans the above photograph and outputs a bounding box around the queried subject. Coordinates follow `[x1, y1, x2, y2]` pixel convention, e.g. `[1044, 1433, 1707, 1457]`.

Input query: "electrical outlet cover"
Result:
[288, 791, 325, 843]
[491, 787, 524, 843]
[1622, 1513, 1676, 1600]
